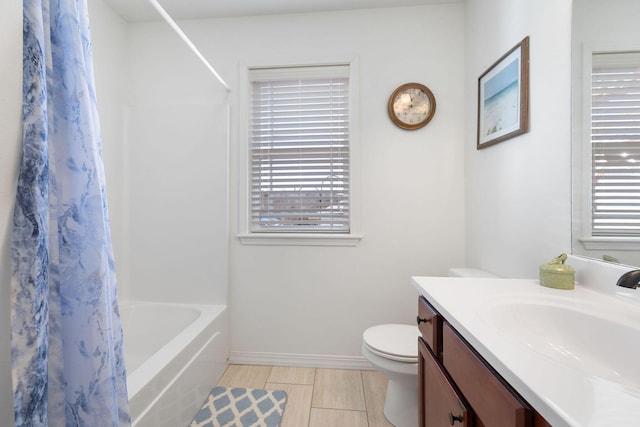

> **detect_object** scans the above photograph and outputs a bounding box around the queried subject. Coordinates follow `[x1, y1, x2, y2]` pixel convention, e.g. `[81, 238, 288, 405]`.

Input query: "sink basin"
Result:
[480, 294, 640, 389]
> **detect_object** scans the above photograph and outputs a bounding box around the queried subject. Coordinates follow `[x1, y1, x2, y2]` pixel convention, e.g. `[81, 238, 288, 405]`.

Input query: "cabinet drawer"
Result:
[442, 323, 532, 427]
[418, 296, 442, 357]
[419, 338, 472, 427]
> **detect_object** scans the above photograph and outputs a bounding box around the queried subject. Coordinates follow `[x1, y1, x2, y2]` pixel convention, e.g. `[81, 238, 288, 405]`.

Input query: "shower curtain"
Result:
[11, 0, 130, 425]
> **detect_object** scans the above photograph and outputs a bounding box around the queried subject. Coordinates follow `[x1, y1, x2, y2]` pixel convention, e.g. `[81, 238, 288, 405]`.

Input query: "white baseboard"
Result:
[229, 351, 374, 370]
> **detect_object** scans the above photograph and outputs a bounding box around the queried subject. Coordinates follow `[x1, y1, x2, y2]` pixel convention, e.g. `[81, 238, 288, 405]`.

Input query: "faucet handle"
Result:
[616, 270, 640, 289]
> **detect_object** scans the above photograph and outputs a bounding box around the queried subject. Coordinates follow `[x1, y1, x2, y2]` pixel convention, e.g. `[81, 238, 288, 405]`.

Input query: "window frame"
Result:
[237, 57, 362, 246]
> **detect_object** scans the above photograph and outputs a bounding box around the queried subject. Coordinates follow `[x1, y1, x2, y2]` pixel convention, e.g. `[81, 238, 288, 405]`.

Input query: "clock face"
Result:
[388, 83, 436, 130]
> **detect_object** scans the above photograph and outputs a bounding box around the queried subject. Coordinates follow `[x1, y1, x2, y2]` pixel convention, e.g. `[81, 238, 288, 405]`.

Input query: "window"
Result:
[591, 51, 640, 236]
[248, 65, 351, 234]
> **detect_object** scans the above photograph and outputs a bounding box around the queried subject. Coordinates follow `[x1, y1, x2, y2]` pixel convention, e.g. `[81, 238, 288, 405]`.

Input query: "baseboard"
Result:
[229, 351, 374, 370]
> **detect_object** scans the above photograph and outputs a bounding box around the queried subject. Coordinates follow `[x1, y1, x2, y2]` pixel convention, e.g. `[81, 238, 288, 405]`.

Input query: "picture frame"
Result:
[477, 36, 530, 149]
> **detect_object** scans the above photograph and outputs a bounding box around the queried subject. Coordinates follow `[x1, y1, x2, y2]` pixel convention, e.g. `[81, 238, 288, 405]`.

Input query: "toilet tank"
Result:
[448, 268, 500, 278]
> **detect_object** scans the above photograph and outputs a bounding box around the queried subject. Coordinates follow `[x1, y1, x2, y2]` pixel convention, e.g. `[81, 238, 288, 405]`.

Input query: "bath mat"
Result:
[190, 386, 288, 427]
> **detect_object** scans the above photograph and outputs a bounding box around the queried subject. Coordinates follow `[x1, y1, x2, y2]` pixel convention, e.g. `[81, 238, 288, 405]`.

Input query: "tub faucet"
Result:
[616, 270, 640, 289]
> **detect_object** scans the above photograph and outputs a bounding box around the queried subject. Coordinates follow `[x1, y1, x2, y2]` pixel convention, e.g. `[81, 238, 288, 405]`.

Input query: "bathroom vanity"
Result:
[417, 295, 548, 427]
[413, 275, 640, 427]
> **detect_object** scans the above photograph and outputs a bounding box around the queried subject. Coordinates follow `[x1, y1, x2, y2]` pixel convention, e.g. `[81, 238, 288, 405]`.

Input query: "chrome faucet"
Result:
[616, 270, 640, 289]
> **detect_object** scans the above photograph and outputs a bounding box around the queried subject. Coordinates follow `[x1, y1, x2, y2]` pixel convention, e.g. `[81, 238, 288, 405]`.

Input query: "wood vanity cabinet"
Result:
[419, 338, 473, 427]
[418, 296, 552, 427]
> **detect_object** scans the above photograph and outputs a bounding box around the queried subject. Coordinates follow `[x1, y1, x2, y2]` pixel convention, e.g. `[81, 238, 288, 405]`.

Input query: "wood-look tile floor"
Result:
[216, 365, 394, 427]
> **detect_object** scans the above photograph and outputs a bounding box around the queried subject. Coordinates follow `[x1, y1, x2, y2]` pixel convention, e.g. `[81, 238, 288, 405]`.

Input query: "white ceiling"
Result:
[102, 0, 462, 22]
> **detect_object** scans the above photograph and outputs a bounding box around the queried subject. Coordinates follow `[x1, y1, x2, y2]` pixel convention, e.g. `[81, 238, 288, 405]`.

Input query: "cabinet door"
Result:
[419, 338, 472, 427]
[418, 297, 443, 358]
[442, 323, 532, 427]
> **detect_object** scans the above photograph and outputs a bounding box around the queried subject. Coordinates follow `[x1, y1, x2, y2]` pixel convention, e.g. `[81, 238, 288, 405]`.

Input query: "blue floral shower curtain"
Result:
[11, 0, 130, 425]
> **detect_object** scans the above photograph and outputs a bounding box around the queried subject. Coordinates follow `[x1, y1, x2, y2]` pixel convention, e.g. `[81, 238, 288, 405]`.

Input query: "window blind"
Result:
[591, 51, 640, 236]
[249, 65, 350, 233]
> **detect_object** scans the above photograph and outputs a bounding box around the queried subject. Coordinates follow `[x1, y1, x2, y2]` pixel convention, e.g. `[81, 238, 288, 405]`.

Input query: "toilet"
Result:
[363, 268, 499, 427]
[362, 324, 420, 427]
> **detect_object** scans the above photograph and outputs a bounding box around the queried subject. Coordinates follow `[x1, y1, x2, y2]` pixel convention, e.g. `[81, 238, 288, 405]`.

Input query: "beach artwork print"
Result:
[482, 56, 520, 137]
[477, 37, 529, 149]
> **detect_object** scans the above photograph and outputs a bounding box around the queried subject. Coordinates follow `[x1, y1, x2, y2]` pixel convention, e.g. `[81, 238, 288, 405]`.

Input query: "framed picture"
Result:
[477, 36, 530, 149]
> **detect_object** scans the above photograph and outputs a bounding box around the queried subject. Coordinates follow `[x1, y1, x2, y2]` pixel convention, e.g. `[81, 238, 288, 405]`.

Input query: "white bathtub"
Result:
[120, 301, 228, 427]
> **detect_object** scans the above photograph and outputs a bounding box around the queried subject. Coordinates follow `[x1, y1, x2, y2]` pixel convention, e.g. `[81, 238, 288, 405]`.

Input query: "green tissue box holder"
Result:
[539, 253, 575, 290]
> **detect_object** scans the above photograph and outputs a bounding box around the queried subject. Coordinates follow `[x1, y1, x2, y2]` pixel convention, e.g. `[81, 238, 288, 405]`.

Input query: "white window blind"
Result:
[591, 51, 640, 236]
[249, 65, 350, 233]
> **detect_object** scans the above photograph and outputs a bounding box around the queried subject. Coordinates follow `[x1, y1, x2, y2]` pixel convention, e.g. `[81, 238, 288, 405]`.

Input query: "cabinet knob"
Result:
[416, 316, 430, 325]
[448, 413, 464, 425]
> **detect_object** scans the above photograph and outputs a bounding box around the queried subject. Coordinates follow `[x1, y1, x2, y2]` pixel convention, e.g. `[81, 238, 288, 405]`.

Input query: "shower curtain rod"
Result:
[148, 0, 231, 92]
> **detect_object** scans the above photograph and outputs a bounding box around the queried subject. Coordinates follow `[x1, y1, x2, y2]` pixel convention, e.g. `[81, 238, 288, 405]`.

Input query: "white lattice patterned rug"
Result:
[190, 386, 287, 427]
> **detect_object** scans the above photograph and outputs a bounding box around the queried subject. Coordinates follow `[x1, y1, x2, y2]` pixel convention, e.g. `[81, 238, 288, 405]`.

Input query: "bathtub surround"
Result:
[190, 387, 287, 427]
[92, 5, 230, 306]
[84, 3, 232, 425]
[11, 0, 129, 425]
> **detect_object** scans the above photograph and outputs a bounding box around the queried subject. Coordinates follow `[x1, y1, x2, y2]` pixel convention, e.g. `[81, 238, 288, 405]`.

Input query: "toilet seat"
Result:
[363, 324, 420, 363]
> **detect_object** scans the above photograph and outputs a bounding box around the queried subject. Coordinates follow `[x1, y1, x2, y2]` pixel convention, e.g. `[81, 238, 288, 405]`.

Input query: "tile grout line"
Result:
[259, 366, 267, 389]
[307, 368, 316, 427]
[359, 370, 371, 427]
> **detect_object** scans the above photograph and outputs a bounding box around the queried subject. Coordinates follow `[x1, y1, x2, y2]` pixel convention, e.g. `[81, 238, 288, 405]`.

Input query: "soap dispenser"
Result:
[539, 253, 575, 290]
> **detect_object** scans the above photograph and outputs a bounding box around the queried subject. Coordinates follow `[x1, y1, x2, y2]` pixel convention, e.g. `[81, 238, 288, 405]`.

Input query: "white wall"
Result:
[172, 5, 468, 361]
[464, 0, 573, 278]
[0, 0, 25, 424]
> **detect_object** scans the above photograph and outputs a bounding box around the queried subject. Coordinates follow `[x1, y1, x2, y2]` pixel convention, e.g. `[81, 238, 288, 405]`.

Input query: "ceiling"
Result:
[103, 0, 462, 22]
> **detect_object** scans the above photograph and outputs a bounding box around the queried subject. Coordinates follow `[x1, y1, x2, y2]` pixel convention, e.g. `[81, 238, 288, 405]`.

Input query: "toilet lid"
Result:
[363, 324, 420, 362]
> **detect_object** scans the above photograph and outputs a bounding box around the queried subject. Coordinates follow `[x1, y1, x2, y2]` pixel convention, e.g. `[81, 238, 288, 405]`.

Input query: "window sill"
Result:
[578, 236, 640, 251]
[238, 233, 362, 247]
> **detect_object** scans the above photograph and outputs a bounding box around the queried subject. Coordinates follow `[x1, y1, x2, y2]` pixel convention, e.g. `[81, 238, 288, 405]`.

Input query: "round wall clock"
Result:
[388, 83, 436, 130]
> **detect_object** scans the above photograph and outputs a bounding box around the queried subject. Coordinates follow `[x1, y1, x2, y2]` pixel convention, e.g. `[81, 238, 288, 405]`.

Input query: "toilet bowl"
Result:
[362, 324, 420, 427]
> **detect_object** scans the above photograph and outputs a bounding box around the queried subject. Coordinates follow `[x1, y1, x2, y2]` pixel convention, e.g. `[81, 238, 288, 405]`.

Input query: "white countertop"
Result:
[412, 276, 640, 427]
